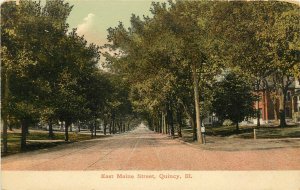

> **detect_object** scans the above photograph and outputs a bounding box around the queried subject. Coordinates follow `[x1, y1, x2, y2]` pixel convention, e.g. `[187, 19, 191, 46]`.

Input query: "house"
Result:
[253, 78, 300, 124]
[293, 79, 300, 122]
[202, 113, 218, 126]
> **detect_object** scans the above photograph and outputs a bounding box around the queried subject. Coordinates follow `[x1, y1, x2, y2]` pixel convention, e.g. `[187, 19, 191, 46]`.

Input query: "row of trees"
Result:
[1, 0, 136, 153]
[103, 1, 299, 143]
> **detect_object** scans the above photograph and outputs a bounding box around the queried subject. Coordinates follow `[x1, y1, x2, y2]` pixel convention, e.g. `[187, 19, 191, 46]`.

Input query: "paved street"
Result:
[2, 124, 300, 170]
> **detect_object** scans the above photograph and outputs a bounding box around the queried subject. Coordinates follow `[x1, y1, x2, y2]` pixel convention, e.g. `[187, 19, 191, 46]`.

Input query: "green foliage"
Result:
[212, 72, 256, 126]
[103, 0, 221, 116]
[1, 0, 119, 149]
[203, 1, 299, 128]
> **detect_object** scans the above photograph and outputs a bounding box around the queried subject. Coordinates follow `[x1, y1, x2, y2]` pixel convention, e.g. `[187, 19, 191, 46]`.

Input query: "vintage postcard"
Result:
[1, 0, 300, 189]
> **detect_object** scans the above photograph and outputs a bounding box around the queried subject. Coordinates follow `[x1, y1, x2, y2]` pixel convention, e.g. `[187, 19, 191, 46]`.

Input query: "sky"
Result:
[65, 0, 165, 46]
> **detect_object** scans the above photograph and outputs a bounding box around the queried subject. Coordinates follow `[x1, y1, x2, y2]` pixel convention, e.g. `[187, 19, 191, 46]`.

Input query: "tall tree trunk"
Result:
[116, 122, 119, 133]
[2, 69, 9, 153]
[291, 95, 295, 121]
[112, 119, 116, 134]
[112, 123, 114, 134]
[162, 113, 167, 134]
[167, 102, 174, 137]
[148, 118, 153, 131]
[8, 120, 13, 131]
[48, 119, 54, 139]
[256, 80, 261, 127]
[21, 120, 28, 152]
[65, 121, 70, 142]
[161, 113, 165, 134]
[104, 120, 107, 135]
[90, 125, 93, 138]
[115, 122, 117, 133]
[256, 99, 261, 127]
[279, 88, 287, 128]
[192, 64, 203, 144]
[26, 125, 29, 134]
[118, 122, 121, 133]
[236, 122, 239, 132]
[2, 117, 8, 153]
[166, 124, 169, 134]
[191, 116, 197, 141]
[176, 110, 183, 137]
[157, 117, 160, 133]
[94, 120, 97, 137]
[109, 120, 112, 134]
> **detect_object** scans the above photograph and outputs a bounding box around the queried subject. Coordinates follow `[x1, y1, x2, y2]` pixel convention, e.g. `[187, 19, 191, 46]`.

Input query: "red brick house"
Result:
[254, 79, 300, 124]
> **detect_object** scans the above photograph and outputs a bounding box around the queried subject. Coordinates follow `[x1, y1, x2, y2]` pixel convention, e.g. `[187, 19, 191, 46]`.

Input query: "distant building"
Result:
[202, 113, 218, 126]
[253, 78, 300, 124]
[293, 79, 300, 122]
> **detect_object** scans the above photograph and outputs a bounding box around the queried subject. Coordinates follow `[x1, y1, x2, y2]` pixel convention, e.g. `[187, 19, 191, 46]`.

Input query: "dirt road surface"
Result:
[2, 124, 300, 170]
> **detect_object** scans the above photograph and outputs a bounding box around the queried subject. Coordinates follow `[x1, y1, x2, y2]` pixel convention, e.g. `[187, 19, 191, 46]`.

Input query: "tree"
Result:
[1, 0, 46, 151]
[83, 71, 113, 137]
[103, 1, 222, 143]
[53, 29, 100, 141]
[209, 1, 300, 127]
[258, 6, 300, 127]
[29, 0, 74, 138]
[1, 1, 19, 152]
[106, 74, 133, 134]
[1, 0, 102, 153]
[212, 72, 256, 132]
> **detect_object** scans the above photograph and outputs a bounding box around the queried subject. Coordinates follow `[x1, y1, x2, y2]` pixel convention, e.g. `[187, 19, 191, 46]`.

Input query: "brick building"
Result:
[253, 79, 300, 124]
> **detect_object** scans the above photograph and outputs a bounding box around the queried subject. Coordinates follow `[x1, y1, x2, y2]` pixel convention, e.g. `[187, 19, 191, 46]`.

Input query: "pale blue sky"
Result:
[65, 0, 165, 46]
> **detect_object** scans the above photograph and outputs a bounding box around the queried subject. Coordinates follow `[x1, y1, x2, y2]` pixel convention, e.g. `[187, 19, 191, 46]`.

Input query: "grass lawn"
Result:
[181, 124, 300, 142]
[1, 130, 106, 156]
